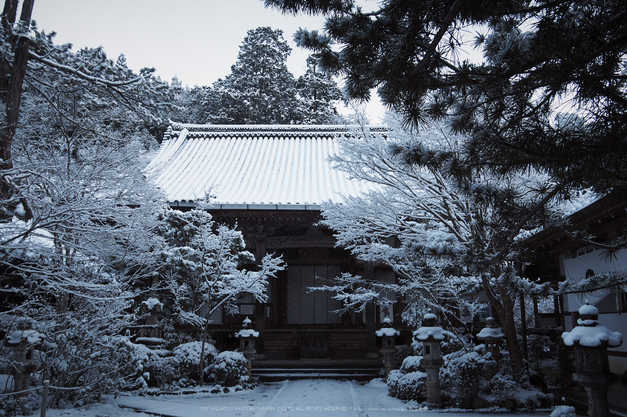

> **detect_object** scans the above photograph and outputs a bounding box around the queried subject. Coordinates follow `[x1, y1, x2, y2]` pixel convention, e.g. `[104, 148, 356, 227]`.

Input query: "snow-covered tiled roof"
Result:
[145, 124, 385, 210]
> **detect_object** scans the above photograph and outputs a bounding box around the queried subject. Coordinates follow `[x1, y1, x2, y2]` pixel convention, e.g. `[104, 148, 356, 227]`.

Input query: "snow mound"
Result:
[578, 303, 598, 316]
[562, 325, 622, 347]
[142, 297, 163, 311]
[413, 326, 452, 341]
[6, 329, 45, 345]
[477, 326, 505, 339]
[376, 327, 400, 337]
[235, 329, 259, 338]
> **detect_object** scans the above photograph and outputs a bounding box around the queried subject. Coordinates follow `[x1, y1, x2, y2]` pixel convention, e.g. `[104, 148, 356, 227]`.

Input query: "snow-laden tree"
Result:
[156, 208, 284, 385]
[1, 1, 177, 220]
[0, 127, 164, 402]
[320, 117, 588, 383]
[295, 57, 344, 124]
[266, 0, 627, 196]
[0, 3, 178, 398]
[190, 26, 344, 125]
[205, 26, 301, 124]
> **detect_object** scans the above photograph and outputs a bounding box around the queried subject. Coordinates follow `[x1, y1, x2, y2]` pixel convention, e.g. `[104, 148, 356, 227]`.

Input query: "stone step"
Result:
[252, 367, 382, 382]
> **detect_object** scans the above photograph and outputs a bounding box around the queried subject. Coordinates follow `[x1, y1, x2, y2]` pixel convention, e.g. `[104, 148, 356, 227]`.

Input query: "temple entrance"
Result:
[286, 265, 342, 325]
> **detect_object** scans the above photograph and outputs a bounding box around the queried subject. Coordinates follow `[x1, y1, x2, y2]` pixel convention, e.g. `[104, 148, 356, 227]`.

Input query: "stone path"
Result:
[114, 379, 410, 417]
[113, 379, 544, 417]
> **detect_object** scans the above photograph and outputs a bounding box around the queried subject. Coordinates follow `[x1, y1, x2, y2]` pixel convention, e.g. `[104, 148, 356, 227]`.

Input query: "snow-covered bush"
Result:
[400, 355, 423, 373]
[387, 368, 428, 401]
[114, 340, 220, 391]
[437, 345, 553, 410]
[550, 405, 577, 417]
[172, 341, 218, 383]
[0, 395, 36, 417]
[440, 348, 494, 408]
[208, 351, 249, 386]
[387, 355, 428, 402]
[393, 344, 414, 369]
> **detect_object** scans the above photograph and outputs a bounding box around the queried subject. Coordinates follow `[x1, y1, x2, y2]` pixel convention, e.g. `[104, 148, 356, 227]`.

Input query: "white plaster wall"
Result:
[563, 248, 627, 311]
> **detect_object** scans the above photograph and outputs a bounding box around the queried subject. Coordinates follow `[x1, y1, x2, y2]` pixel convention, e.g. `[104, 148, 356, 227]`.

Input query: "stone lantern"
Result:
[4, 329, 44, 394]
[376, 316, 400, 377]
[476, 317, 505, 361]
[562, 303, 622, 417]
[140, 297, 163, 338]
[414, 312, 451, 405]
[235, 316, 259, 377]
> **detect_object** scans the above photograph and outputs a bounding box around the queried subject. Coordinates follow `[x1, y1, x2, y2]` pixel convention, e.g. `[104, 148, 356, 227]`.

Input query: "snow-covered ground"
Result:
[29, 379, 550, 417]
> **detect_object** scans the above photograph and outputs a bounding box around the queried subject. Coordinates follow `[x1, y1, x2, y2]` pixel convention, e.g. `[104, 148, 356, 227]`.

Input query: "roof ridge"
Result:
[169, 123, 388, 133]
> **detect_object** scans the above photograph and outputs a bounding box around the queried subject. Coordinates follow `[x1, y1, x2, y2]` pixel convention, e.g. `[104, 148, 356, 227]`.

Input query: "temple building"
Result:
[145, 123, 401, 364]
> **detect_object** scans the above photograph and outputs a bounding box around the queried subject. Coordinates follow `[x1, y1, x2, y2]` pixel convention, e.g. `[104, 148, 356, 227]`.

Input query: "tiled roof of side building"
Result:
[144, 123, 387, 210]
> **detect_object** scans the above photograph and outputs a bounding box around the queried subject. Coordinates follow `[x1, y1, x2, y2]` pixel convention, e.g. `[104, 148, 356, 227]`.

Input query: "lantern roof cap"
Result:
[477, 320, 505, 340]
[562, 325, 622, 348]
[235, 329, 259, 338]
[376, 327, 400, 337]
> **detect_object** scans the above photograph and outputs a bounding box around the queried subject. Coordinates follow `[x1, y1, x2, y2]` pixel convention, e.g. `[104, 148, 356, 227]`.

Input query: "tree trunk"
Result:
[1, 0, 18, 30]
[480, 274, 526, 384]
[500, 285, 526, 384]
[1, 0, 34, 217]
[198, 317, 210, 386]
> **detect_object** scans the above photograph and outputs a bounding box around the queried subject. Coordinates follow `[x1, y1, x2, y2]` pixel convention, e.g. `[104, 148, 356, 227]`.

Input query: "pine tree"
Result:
[208, 27, 301, 124]
[194, 26, 344, 124]
[265, 0, 627, 194]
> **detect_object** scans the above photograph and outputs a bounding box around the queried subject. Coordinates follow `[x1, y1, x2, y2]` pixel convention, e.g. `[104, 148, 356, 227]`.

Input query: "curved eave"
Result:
[168, 201, 322, 211]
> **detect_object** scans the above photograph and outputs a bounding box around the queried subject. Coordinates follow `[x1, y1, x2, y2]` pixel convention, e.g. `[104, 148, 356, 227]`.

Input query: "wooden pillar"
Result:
[520, 293, 528, 361]
[364, 262, 378, 358]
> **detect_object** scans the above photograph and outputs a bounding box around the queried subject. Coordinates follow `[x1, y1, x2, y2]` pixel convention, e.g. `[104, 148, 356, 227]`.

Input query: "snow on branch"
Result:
[28, 50, 149, 87]
[558, 271, 627, 295]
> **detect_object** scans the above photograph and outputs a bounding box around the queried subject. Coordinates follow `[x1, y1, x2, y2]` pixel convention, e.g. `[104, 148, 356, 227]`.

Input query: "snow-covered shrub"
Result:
[142, 353, 179, 389]
[172, 341, 218, 383]
[36, 317, 139, 407]
[387, 369, 428, 401]
[0, 395, 36, 417]
[550, 405, 576, 417]
[400, 355, 423, 373]
[108, 337, 168, 391]
[393, 344, 414, 369]
[208, 351, 249, 386]
[387, 355, 428, 401]
[488, 371, 519, 399]
[438, 346, 553, 410]
[440, 348, 494, 408]
[114, 340, 220, 390]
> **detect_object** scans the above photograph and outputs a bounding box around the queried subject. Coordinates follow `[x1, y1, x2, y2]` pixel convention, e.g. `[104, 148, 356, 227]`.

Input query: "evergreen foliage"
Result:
[0, 3, 281, 400]
[319, 117, 588, 382]
[191, 27, 343, 124]
[265, 0, 627, 193]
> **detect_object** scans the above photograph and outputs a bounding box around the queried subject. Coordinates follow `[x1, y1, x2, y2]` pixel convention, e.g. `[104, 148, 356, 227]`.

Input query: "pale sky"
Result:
[32, 0, 386, 121]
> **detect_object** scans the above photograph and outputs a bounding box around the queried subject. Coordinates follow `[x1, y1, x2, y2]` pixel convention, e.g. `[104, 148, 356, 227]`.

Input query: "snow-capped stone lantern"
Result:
[235, 316, 259, 377]
[414, 311, 451, 404]
[4, 328, 44, 394]
[562, 303, 622, 417]
[140, 297, 163, 339]
[476, 317, 505, 361]
[376, 316, 400, 377]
